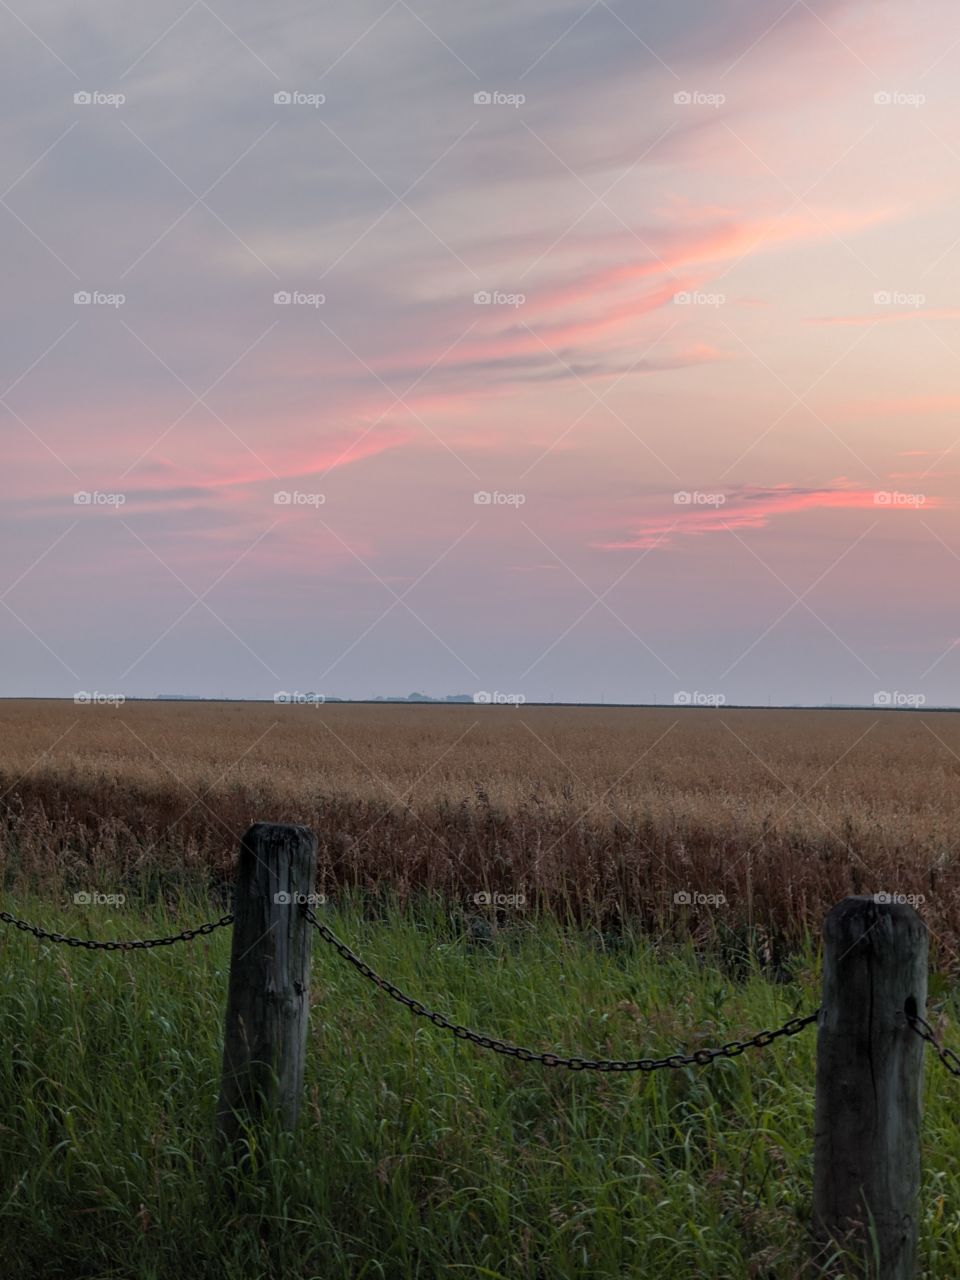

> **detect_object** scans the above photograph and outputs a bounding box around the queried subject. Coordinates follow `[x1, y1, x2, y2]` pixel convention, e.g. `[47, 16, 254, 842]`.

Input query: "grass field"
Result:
[2, 888, 958, 1280]
[1, 890, 958, 1279]
[1, 701, 959, 1277]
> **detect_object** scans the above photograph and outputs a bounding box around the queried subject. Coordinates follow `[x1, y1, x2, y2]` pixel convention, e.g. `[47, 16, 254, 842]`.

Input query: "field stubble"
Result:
[1, 700, 958, 964]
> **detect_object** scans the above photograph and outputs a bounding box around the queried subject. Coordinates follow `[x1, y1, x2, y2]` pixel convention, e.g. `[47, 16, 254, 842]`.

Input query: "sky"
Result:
[4, 0, 960, 706]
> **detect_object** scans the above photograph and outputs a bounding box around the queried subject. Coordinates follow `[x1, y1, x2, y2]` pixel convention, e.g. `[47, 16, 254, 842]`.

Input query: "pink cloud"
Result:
[196, 426, 415, 493]
[364, 206, 894, 397]
[44, 424, 417, 516]
[378, 210, 858, 390]
[524, 208, 891, 319]
[597, 482, 945, 550]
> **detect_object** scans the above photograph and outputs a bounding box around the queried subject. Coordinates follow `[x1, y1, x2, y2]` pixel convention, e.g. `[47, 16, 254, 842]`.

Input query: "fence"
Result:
[2, 820, 958, 1279]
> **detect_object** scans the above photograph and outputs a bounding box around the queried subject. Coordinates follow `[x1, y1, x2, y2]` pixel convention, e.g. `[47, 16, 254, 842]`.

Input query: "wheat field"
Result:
[1, 699, 958, 961]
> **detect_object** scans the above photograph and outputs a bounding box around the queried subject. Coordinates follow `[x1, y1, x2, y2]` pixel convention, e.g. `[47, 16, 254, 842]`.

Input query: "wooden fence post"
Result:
[216, 822, 317, 1158]
[813, 895, 927, 1277]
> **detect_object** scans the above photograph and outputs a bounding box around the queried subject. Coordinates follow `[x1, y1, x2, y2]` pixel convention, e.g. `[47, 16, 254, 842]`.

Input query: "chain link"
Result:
[0, 909, 234, 950]
[302, 907, 819, 1072]
[0, 901, 825, 1069]
[907, 1012, 960, 1077]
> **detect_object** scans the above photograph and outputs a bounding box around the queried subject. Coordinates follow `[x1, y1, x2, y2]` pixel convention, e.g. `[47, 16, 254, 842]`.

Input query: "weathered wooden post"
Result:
[217, 822, 317, 1158]
[813, 895, 927, 1278]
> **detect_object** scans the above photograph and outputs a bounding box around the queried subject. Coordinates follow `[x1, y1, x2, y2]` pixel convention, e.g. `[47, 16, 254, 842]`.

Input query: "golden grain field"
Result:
[1, 699, 958, 960]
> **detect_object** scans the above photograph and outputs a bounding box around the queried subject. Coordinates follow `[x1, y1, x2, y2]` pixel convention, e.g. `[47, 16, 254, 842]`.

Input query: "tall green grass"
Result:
[0, 890, 957, 1278]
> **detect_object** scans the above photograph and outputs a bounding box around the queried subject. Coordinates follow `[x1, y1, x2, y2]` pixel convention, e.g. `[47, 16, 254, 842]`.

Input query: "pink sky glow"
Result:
[4, 0, 960, 704]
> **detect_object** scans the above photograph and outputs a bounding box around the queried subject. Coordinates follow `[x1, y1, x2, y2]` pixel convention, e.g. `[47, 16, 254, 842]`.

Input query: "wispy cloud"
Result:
[598, 483, 945, 549]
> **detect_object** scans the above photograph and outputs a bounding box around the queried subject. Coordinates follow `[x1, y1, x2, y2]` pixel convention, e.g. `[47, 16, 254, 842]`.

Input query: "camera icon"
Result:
[74, 291, 91, 305]
[874, 691, 892, 705]
[873, 291, 891, 305]
[673, 91, 692, 105]
[874, 491, 891, 505]
[674, 890, 692, 904]
[273, 891, 292, 905]
[473, 891, 492, 904]
[74, 91, 92, 105]
[873, 891, 892, 904]
[874, 91, 892, 105]
[674, 691, 691, 705]
[274, 291, 291, 304]
[474, 691, 491, 703]
[673, 291, 691, 304]
[474, 290, 492, 304]
[474, 91, 492, 105]
[473, 491, 492, 504]
[274, 91, 292, 105]
[274, 491, 292, 504]
[73, 491, 92, 505]
[74, 891, 92, 904]
[673, 491, 692, 504]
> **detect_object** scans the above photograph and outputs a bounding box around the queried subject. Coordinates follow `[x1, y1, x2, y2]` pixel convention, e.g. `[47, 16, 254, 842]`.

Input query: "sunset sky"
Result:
[4, 0, 960, 704]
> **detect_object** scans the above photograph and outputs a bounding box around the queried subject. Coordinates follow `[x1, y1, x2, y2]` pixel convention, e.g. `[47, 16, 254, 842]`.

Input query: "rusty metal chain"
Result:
[0, 899, 825, 1070]
[302, 907, 819, 1071]
[0, 909, 234, 950]
[907, 1012, 960, 1077]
